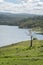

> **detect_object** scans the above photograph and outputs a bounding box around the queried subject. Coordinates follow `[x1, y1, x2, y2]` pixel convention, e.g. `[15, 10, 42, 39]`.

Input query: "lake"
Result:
[0, 25, 43, 47]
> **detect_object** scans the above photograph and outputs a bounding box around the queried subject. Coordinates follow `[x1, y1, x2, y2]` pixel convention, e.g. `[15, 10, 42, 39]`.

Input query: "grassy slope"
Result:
[0, 40, 43, 65]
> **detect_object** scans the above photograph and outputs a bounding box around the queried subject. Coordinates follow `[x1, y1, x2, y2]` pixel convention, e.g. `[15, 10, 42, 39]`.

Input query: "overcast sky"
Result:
[0, 0, 43, 15]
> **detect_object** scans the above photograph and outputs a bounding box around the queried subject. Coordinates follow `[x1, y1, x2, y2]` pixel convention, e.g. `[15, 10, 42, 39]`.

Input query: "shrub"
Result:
[26, 55, 28, 57]
[33, 38, 37, 40]
[41, 45, 43, 47]
[4, 56, 12, 58]
[1, 62, 3, 64]
[7, 62, 9, 64]
[16, 48, 18, 50]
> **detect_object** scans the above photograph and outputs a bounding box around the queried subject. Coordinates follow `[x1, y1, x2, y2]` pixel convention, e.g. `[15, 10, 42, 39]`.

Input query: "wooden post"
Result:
[30, 35, 32, 47]
[29, 29, 33, 47]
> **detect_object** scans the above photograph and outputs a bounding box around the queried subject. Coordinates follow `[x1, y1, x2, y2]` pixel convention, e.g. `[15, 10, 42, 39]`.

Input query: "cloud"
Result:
[0, 0, 4, 2]
[0, 0, 43, 14]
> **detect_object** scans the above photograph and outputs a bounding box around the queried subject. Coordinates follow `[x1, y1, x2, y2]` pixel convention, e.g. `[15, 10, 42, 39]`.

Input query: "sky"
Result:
[0, 0, 43, 15]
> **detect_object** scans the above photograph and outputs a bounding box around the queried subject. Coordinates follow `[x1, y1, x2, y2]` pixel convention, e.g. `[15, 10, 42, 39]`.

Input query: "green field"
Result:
[0, 40, 43, 65]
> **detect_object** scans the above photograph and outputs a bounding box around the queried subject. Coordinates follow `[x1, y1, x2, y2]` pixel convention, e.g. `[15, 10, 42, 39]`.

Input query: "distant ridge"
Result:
[0, 12, 43, 28]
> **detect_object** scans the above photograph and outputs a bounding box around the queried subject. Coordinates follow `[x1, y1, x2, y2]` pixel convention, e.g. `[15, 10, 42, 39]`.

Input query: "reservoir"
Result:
[0, 25, 43, 47]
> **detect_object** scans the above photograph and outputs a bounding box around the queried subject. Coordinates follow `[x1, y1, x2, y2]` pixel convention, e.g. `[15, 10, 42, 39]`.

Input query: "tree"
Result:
[26, 29, 33, 47]
[26, 29, 37, 48]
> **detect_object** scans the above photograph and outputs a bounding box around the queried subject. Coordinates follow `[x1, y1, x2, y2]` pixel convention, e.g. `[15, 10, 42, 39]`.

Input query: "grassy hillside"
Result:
[0, 40, 43, 65]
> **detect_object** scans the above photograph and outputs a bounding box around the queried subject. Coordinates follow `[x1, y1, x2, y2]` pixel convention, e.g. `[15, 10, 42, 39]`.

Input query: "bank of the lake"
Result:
[0, 40, 43, 65]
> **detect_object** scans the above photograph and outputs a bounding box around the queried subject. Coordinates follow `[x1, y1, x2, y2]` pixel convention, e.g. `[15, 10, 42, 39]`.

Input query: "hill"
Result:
[0, 13, 40, 25]
[0, 13, 43, 30]
[19, 16, 43, 29]
[0, 13, 35, 25]
[0, 40, 43, 65]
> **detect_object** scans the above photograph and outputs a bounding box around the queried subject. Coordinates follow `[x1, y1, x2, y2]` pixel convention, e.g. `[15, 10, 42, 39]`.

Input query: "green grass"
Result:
[0, 40, 43, 65]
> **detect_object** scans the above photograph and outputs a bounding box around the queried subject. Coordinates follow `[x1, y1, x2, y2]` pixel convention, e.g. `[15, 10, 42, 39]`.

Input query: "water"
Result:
[0, 25, 43, 47]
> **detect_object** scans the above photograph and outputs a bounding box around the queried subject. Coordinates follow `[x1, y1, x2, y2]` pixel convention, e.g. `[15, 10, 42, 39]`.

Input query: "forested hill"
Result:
[0, 13, 34, 26]
[0, 13, 43, 29]
[19, 16, 43, 29]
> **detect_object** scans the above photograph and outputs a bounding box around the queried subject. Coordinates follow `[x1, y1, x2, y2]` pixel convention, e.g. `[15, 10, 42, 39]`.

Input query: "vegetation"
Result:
[19, 16, 43, 30]
[0, 40, 43, 65]
[0, 13, 43, 30]
[0, 13, 43, 65]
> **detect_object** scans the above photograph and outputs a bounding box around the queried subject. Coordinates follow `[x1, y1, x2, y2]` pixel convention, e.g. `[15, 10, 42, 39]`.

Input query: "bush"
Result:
[7, 62, 9, 64]
[33, 38, 37, 40]
[1, 62, 4, 64]
[41, 45, 43, 47]
[4, 56, 12, 58]
[26, 55, 28, 57]
[16, 48, 18, 50]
